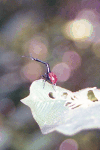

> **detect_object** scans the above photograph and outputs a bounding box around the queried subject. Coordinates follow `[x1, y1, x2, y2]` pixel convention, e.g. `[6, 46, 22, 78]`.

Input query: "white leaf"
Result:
[21, 79, 100, 135]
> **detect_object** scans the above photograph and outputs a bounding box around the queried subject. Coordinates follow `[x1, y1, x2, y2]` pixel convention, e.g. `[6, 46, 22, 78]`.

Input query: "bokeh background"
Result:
[1, 0, 100, 149]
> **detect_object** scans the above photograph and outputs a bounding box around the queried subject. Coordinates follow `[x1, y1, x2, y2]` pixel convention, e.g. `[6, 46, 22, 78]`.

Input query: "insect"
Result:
[22, 53, 57, 89]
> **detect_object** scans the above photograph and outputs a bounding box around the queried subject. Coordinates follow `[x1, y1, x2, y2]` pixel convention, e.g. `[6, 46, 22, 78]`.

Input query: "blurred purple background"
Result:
[1, 0, 100, 149]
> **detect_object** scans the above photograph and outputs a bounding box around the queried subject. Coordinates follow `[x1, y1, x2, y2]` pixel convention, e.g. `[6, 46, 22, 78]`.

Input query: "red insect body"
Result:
[22, 54, 58, 87]
[49, 72, 57, 84]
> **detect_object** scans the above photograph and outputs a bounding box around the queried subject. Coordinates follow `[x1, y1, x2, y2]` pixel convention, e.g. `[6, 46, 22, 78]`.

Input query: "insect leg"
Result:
[41, 74, 48, 88]
[52, 83, 56, 91]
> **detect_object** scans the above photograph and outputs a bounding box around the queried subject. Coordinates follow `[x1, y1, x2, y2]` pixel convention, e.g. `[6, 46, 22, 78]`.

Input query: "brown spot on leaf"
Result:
[61, 92, 68, 99]
[49, 92, 55, 99]
[87, 90, 98, 102]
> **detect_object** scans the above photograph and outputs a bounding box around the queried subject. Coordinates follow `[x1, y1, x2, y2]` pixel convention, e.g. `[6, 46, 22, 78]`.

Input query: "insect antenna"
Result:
[22, 53, 51, 72]
[22, 53, 35, 60]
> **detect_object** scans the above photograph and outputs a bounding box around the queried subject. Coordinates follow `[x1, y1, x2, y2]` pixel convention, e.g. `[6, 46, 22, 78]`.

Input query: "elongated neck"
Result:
[46, 63, 51, 73]
[33, 58, 51, 73]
